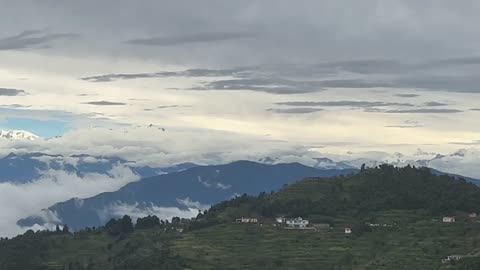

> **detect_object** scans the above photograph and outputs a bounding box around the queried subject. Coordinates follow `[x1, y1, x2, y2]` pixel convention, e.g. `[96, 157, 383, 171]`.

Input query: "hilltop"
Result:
[2, 165, 480, 270]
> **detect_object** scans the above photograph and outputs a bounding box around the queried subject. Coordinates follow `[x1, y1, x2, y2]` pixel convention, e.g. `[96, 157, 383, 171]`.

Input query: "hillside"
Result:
[19, 161, 356, 230]
[3, 165, 480, 270]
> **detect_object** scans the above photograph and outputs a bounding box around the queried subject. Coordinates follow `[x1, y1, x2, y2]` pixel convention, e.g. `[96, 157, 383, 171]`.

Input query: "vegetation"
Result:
[2, 165, 480, 269]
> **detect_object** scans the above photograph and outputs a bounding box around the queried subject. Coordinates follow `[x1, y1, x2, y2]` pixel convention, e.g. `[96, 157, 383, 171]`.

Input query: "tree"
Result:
[105, 215, 134, 236]
[135, 215, 160, 230]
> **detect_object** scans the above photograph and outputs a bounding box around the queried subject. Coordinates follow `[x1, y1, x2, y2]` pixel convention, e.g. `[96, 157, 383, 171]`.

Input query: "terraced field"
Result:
[174, 211, 480, 270]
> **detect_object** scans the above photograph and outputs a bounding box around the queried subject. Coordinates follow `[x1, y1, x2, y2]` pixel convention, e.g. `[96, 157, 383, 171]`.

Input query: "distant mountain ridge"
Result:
[0, 130, 39, 141]
[0, 152, 197, 184]
[18, 161, 357, 230]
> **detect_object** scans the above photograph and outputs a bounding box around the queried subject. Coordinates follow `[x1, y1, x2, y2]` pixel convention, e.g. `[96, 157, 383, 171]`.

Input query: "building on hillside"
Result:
[344, 227, 352, 234]
[236, 217, 258, 223]
[442, 217, 456, 223]
[275, 217, 286, 223]
[285, 217, 309, 229]
[469, 212, 478, 218]
[441, 255, 462, 264]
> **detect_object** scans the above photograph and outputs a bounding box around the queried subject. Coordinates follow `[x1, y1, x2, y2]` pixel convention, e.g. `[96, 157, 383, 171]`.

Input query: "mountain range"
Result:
[0, 152, 197, 184]
[18, 161, 358, 230]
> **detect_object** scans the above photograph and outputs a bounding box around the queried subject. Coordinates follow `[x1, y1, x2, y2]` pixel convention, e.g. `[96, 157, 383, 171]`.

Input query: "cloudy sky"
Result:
[2, 0, 480, 237]
[2, 0, 480, 162]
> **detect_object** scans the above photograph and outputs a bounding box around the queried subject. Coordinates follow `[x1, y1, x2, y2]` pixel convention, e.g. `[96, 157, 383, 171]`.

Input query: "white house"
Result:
[441, 255, 462, 264]
[285, 217, 309, 229]
[442, 217, 456, 223]
[344, 227, 352, 234]
[275, 217, 286, 223]
[236, 217, 258, 223]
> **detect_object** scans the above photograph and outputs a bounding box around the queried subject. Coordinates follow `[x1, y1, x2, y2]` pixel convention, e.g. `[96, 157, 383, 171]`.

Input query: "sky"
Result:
[0, 0, 480, 165]
[2, 1, 480, 236]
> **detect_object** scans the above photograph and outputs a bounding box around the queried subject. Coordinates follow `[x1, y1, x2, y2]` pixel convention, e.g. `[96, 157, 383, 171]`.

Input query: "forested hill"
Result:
[2, 165, 480, 270]
[197, 164, 480, 226]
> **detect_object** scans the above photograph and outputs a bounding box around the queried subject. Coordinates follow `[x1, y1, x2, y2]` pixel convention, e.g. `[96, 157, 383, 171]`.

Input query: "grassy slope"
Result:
[29, 211, 480, 270]
[174, 212, 480, 270]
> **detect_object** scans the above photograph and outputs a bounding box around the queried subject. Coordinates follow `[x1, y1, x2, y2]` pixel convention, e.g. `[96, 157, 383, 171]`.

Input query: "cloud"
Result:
[0, 164, 139, 237]
[79, 58, 480, 94]
[97, 202, 203, 225]
[424, 101, 448, 107]
[81, 68, 251, 82]
[267, 107, 323, 114]
[125, 31, 258, 46]
[395, 94, 420, 98]
[189, 78, 322, 94]
[0, 88, 27, 96]
[276, 101, 414, 108]
[157, 105, 192, 109]
[449, 140, 480, 146]
[376, 108, 463, 114]
[0, 30, 77, 50]
[385, 125, 423, 128]
[176, 197, 210, 210]
[83, 101, 127, 106]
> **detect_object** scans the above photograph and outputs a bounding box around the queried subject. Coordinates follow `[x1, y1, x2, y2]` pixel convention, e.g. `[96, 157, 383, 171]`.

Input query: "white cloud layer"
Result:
[97, 200, 209, 225]
[0, 164, 139, 237]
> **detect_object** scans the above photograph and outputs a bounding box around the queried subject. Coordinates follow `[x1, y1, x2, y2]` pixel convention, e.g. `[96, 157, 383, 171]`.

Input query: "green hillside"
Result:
[2, 165, 480, 270]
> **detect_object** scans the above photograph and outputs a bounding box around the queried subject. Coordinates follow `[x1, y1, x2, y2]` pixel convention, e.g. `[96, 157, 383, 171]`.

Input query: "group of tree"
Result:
[193, 164, 480, 226]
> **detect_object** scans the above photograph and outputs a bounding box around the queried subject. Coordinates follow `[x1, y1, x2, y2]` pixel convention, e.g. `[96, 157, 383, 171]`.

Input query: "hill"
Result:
[18, 161, 356, 230]
[3, 165, 480, 270]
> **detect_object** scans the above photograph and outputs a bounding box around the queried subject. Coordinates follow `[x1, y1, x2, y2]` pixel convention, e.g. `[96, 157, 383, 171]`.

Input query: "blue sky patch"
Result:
[0, 117, 69, 138]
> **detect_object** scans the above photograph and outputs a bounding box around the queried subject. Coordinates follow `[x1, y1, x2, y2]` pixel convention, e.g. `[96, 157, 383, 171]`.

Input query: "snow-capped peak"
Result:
[0, 130, 39, 141]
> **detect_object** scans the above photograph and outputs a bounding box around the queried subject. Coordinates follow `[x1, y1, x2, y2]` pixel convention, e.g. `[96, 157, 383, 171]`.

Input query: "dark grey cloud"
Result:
[3, 1, 480, 68]
[267, 108, 323, 114]
[276, 101, 414, 108]
[395, 94, 420, 98]
[190, 78, 327, 94]
[81, 56, 480, 94]
[376, 108, 463, 114]
[319, 57, 480, 75]
[0, 30, 77, 51]
[143, 105, 192, 111]
[125, 31, 257, 46]
[471, 108, 480, 111]
[385, 125, 424, 128]
[82, 68, 252, 82]
[157, 105, 192, 109]
[424, 101, 448, 107]
[190, 78, 395, 94]
[3, 3, 480, 97]
[0, 88, 27, 96]
[82, 101, 127, 106]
